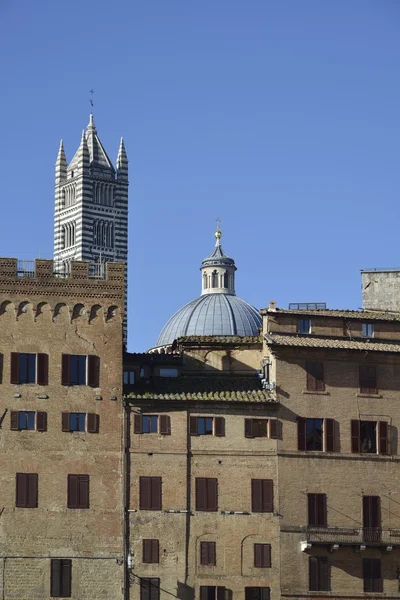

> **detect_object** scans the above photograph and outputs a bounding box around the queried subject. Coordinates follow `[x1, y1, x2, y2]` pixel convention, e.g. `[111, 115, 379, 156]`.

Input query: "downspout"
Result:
[185, 407, 192, 586]
[123, 398, 131, 600]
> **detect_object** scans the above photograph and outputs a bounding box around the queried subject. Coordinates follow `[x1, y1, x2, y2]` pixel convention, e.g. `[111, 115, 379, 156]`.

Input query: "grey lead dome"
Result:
[155, 225, 261, 348]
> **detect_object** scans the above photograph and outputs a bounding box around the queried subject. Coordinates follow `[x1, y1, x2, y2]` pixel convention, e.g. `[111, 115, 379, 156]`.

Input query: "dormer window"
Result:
[298, 319, 311, 334]
[362, 323, 374, 338]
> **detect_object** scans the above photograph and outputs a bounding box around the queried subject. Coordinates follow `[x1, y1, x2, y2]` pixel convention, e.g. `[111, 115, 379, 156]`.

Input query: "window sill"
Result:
[356, 393, 382, 399]
[302, 390, 330, 396]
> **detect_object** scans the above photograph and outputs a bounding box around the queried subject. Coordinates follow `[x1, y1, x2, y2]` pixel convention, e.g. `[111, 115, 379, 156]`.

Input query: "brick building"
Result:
[0, 258, 125, 599]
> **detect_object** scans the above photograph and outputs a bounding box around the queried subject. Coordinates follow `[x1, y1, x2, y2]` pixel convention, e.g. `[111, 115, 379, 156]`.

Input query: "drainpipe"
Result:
[123, 398, 131, 600]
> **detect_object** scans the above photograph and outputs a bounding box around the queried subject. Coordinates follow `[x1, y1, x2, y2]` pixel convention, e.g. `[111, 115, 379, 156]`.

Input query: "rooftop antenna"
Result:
[89, 89, 95, 108]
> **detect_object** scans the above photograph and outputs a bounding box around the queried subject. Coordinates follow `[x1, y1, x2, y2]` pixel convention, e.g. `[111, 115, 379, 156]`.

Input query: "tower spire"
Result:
[117, 137, 128, 180]
[55, 140, 67, 183]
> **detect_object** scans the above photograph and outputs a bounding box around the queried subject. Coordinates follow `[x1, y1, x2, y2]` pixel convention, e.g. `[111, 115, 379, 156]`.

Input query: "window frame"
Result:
[305, 361, 325, 392]
[244, 587, 270, 600]
[16, 473, 38, 508]
[139, 476, 162, 511]
[251, 479, 274, 513]
[200, 541, 216, 566]
[124, 370, 135, 385]
[297, 417, 336, 452]
[309, 556, 330, 592]
[190, 416, 225, 437]
[362, 322, 374, 338]
[254, 543, 271, 568]
[140, 578, 160, 600]
[50, 559, 72, 598]
[67, 474, 90, 509]
[363, 558, 382, 593]
[351, 419, 389, 455]
[359, 365, 377, 394]
[298, 319, 311, 334]
[308, 493, 327, 527]
[142, 539, 159, 564]
[195, 477, 218, 512]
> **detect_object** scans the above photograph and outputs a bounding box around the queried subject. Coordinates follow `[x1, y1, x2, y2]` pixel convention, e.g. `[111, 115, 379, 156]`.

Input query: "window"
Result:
[16, 473, 38, 508]
[18, 411, 35, 430]
[50, 559, 71, 598]
[351, 420, 389, 454]
[362, 322, 374, 338]
[62, 413, 99, 434]
[11, 411, 47, 432]
[363, 559, 382, 593]
[298, 319, 311, 334]
[140, 578, 160, 600]
[67, 474, 89, 509]
[254, 544, 271, 568]
[200, 587, 227, 600]
[297, 418, 336, 452]
[134, 415, 171, 435]
[10, 352, 48, 385]
[244, 587, 270, 600]
[359, 365, 377, 394]
[309, 556, 329, 591]
[223, 272, 229, 288]
[143, 539, 159, 564]
[61, 354, 99, 387]
[200, 541, 216, 566]
[211, 271, 218, 288]
[195, 478, 218, 511]
[159, 368, 178, 377]
[245, 419, 267, 438]
[190, 416, 225, 437]
[251, 479, 273, 513]
[308, 494, 327, 527]
[140, 477, 162, 510]
[305, 362, 325, 392]
[124, 370, 135, 385]
[363, 496, 381, 541]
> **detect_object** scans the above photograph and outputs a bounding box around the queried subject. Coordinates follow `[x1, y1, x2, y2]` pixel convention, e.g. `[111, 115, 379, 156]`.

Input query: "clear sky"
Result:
[0, 1, 399, 351]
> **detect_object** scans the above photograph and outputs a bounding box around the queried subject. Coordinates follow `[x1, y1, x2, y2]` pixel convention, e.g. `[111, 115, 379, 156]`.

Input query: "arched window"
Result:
[211, 270, 218, 288]
[109, 223, 114, 247]
[203, 273, 208, 289]
[224, 272, 229, 288]
[61, 225, 66, 249]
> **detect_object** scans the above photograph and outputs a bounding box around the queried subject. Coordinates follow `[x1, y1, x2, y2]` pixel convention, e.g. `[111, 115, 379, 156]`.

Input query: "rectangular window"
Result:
[359, 365, 377, 394]
[306, 362, 325, 392]
[159, 368, 178, 377]
[16, 473, 38, 508]
[363, 558, 382, 593]
[50, 559, 72, 597]
[200, 541, 216, 566]
[11, 411, 47, 432]
[308, 494, 327, 527]
[190, 416, 225, 437]
[363, 496, 381, 541]
[140, 578, 160, 600]
[143, 415, 158, 433]
[251, 479, 273, 513]
[67, 474, 89, 509]
[142, 539, 159, 564]
[362, 322, 374, 338]
[254, 544, 271, 568]
[18, 411, 35, 430]
[195, 478, 218, 511]
[134, 414, 171, 435]
[69, 413, 86, 432]
[298, 319, 311, 334]
[200, 587, 226, 600]
[309, 556, 330, 591]
[62, 413, 99, 434]
[124, 370, 135, 385]
[139, 477, 162, 510]
[61, 354, 99, 387]
[245, 419, 268, 438]
[297, 418, 336, 452]
[351, 420, 388, 454]
[244, 587, 270, 600]
[10, 353, 48, 385]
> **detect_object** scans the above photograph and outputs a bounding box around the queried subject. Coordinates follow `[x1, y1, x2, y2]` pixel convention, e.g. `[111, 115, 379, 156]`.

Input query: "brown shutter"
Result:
[269, 419, 282, 439]
[308, 494, 316, 526]
[10, 352, 19, 384]
[315, 362, 325, 391]
[363, 496, 380, 528]
[252, 479, 262, 512]
[245, 419, 253, 438]
[51, 559, 61, 597]
[87, 413, 99, 433]
[264, 544, 271, 568]
[379, 421, 389, 455]
[60, 560, 72, 597]
[196, 478, 207, 511]
[152, 539, 159, 563]
[79, 474, 90, 508]
[351, 420, 360, 453]
[297, 417, 306, 450]
[360, 365, 377, 394]
[262, 480, 273, 512]
[62, 412, 70, 432]
[189, 416, 198, 435]
[254, 543, 263, 567]
[200, 588, 208, 600]
[209, 542, 216, 565]
[306, 362, 317, 391]
[10, 411, 19, 431]
[16, 473, 27, 507]
[0, 353, 3, 384]
[143, 539, 151, 563]
[160, 415, 171, 435]
[68, 475, 78, 508]
[216, 587, 225, 600]
[214, 417, 225, 437]
[27, 473, 38, 508]
[36, 412, 47, 432]
[309, 556, 319, 591]
[318, 494, 327, 527]
[200, 541, 208, 565]
[134, 414, 143, 434]
[207, 478, 218, 511]
[325, 418, 335, 452]
[151, 477, 162, 510]
[61, 354, 70, 386]
[319, 557, 329, 591]
[37, 353, 48, 385]
[88, 355, 100, 387]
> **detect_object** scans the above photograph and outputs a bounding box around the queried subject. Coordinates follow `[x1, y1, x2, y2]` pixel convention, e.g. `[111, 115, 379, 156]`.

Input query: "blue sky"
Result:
[0, 1, 399, 351]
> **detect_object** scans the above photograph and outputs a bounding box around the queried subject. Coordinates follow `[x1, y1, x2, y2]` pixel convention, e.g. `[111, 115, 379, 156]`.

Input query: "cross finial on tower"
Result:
[89, 89, 95, 107]
[215, 217, 222, 246]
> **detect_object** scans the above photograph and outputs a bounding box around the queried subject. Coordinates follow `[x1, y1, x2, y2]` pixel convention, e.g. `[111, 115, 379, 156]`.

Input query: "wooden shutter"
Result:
[27, 474, 38, 508]
[214, 417, 225, 437]
[262, 480, 273, 512]
[200, 588, 208, 600]
[308, 494, 316, 526]
[88, 355, 100, 387]
[207, 478, 218, 511]
[360, 365, 377, 394]
[0, 353, 3, 384]
[200, 541, 216, 565]
[309, 556, 319, 591]
[254, 543, 263, 567]
[143, 539, 159, 563]
[306, 362, 317, 391]
[189, 416, 198, 435]
[62, 412, 70, 432]
[10, 352, 19, 384]
[68, 475, 79, 508]
[151, 539, 159, 563]
[245, 419, 253, 438]
[61, 354, 70, 386]
[318, 557, 329, 591]
[196, 478, 207, 511]
[379, 421, 389, 455]
[269, 420, 282, 440]
[306, 362, 325, 392]
[16, 473, 27, 507]
[10, 411, 19, 431]
[263, 544, 271, 568]
[51, 559, 61, 597]
[150, 477, 162, 510]
[78, 474, 89, 508]
[37, 353, 48, 385]
[140, 477, 152, 510]
[160, 415, 171, 435]
[149, 578, 160, 600]
[363, 496, 380, 528]
[351, 420, 360, 453]
[60, 559, 72, 597]
[318, 494, 327, 527]
[363, 559, 382, 593]
[134, 414, 143, 434]
[252, 479, 262, 512]
[216, 588, 225, 600]
[297, 417, 306, 450]
[141, 579, 151, 600]
[325, 419, 335, 452]
[36, 412, 47, 432]
[87, 413, 99, 433]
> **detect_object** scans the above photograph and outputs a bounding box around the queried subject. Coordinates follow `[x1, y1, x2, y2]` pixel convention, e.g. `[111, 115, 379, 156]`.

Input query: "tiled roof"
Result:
[125, 376, 276, 403]
[265, 333, 400, 353]
[261, 308, 400, 321]
[178, 335, 262, 345]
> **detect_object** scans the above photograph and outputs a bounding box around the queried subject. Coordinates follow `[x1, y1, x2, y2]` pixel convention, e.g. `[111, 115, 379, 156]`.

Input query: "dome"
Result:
[156, 294, 261, 347]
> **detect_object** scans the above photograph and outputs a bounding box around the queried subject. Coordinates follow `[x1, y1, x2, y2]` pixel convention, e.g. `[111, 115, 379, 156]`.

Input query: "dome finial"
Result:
[215, 217, 222, 246]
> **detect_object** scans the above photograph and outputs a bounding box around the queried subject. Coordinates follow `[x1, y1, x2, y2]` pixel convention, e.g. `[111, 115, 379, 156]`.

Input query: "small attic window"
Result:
[159, 368, 178, 378]
[70, 170, 74, 178]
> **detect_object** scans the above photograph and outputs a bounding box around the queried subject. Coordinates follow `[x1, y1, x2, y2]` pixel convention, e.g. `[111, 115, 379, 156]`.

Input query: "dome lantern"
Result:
[200, 223, 237, 296]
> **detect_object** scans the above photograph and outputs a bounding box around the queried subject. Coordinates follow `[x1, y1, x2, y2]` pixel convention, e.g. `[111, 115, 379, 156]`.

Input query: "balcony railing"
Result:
[305, 526, 400, 547]
[16, 261, 106, 280]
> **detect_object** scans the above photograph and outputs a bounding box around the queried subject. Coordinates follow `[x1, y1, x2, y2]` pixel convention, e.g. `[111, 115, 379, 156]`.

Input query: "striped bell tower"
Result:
[54, 114, 129, 340]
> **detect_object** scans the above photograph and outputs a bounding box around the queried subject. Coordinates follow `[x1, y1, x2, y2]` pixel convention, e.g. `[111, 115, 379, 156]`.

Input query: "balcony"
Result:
[300, 526, 400, 551]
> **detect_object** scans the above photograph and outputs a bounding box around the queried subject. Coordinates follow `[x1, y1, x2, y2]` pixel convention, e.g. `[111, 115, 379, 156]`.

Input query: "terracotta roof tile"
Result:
[261, 308, 400, 321]
[266, 333, 400, 353]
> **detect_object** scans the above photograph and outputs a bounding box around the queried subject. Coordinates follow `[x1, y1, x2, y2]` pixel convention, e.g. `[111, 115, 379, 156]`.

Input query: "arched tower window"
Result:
[211, 270, 218, 288]
[224, 272, 229, 288]
[203, 273, 208, 289]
